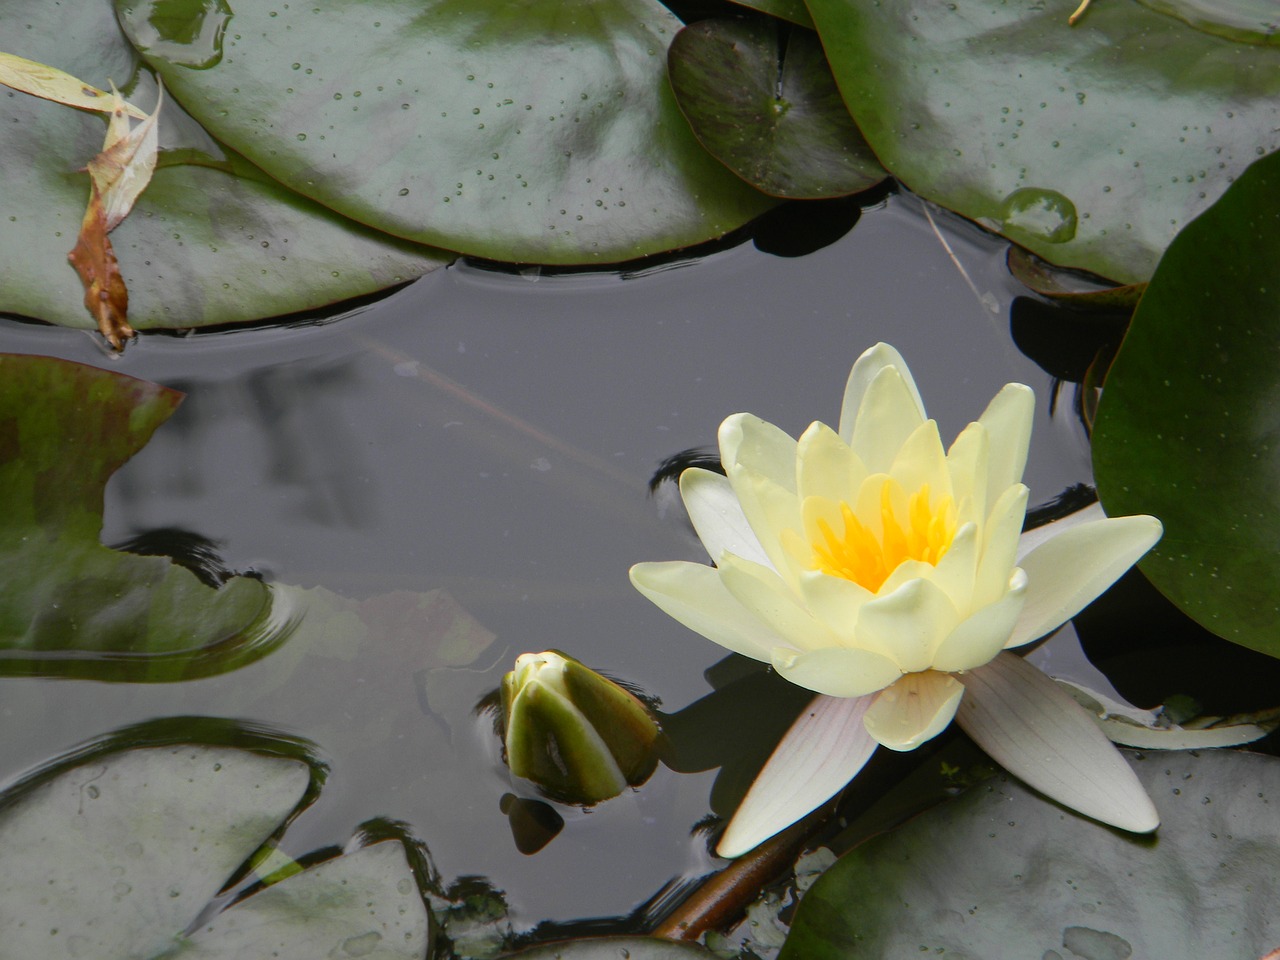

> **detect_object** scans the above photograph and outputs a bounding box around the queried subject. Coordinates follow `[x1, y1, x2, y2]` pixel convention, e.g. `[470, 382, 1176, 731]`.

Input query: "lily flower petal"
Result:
[854, 578, 959, 673]
[975, 383, 1035, 513]
[956, 652, 1159, 832]
[839, 342, 926, 441]
[679, 468, 770, 568]
[864, 671, 964, 751]
[849, 365, 929, 475]
[717, 694, 878, 858]
[796, 420, 868, 504]
[720, 413, 798, 492]
[628, 561, 779, 662]
[1007, 512, 1163, 648]
[931, 570, 1027, 672]
[772, 645, 905, 698]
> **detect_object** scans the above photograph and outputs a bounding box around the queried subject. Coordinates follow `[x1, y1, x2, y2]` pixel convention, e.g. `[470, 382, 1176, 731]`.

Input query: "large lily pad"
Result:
[506, 938, 718, 959]
[0, 0, 448, 333]
[804, 0, 1280, 283]
[781, 749, 1280, 958]
[0, 720, 431, 960]
[0, 355, 289, 680]
[668, 20, 886, 199]
[1092, 149, 1280, 658]
[117, 0, 775, 264]
[1137, 0, 1280, 46]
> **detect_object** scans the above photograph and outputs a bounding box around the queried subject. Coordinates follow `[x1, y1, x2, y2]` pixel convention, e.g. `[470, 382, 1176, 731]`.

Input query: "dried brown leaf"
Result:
[0, 52, 146, 118]
[67, 190, 134, 350]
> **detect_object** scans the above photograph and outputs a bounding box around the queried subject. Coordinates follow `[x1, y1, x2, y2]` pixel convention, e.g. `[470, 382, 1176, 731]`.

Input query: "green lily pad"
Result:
[668, 20, 886, 199]
[1092, 149, 1280, 658]
[0, 0, 448, 333]
[1137, 0, 1280, 46]
[0, 355, 290, 680]
[781, 749, 1280, 958]
[725, 0, 814, 30]
[0, 719, 431, 960]
[116, 0, 775, 265]
[804, 0, 1280, 283]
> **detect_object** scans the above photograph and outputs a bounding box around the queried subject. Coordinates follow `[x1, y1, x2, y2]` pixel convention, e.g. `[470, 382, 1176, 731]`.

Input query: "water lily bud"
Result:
[500, 650, 659, 805]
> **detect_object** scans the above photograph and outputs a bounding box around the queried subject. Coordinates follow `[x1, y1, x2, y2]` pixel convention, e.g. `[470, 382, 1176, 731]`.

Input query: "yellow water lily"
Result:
[630, 343, 1162, 857]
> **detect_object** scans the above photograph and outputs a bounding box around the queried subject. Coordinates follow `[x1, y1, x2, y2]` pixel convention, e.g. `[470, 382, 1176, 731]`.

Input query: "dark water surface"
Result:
[0, 194, 1099, 924]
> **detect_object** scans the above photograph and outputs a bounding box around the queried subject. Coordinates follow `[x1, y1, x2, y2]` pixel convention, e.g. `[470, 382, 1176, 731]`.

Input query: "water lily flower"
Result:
[502, 650, 660, 805]
[630, 343, 1162, 857]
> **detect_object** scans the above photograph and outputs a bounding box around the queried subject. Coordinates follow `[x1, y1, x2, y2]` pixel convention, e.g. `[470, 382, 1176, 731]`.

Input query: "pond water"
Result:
[0, 191, 1169, 931]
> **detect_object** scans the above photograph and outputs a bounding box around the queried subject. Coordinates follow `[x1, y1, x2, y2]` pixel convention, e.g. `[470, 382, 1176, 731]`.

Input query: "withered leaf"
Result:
[0, 52, 147, 118]
[67, 193, 133, 349]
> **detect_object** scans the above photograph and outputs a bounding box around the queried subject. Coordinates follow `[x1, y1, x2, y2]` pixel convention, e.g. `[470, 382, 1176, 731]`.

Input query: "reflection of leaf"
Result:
[781, 749, 1280, 958]
[0, 355, 289, 681]
[0, 719, 432, 960]
[1093, 149, 1280, 658]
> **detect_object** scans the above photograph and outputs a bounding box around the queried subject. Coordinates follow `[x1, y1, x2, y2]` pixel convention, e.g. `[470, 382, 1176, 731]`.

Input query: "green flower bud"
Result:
[500, 650, 660, 805]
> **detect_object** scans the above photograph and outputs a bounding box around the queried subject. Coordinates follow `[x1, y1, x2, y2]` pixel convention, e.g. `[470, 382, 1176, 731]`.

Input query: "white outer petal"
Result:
[863, 671, 964, 751]
[976, 382, 1034, 515]
[628, 561, 780, 662]
[956, 652, 1159, 833]
[717, 694, 878, 858]
[679, 468, 770, 568]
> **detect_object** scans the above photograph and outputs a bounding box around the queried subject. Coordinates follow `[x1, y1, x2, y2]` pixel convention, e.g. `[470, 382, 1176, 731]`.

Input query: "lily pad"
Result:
[781, 749, 1280, 958]
[725, 0, 814, 30]
[0, 355, 290, 680]
[804, 0, 1280, 283]
[0, 719, 431, 960]
[506, 937, 718, 959]
[0, 0, 448, 333]
[1092, 149, 1280, 658]
[668, 19, 886, 199]
[116, 0, 775, 264]
[1137, 0, 1280, 46]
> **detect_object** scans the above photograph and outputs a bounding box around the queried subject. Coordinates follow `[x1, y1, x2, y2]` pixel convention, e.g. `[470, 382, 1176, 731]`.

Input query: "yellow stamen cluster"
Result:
[812, 481, 957, 592]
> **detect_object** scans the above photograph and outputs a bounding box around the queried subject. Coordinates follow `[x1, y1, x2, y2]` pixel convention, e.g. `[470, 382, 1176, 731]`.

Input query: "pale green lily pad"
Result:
[0, 0, 448, 333]
[1137, 0, 1280, 46]
[668, 20, 886, 199]
[173, 843, 429, 959]
[117, 0, 775, 264]
[781, 749, 1280, 958]
[507, 937, 718, 959]
[0, 729, 314, 960]
[0, 354, 291, 680]
[804, 0, 1280, 283]
[1093, 149, 1280, 658]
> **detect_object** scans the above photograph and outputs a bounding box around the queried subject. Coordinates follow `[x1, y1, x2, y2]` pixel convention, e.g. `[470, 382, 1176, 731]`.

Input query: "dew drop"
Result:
[996, 187, 1078, 244]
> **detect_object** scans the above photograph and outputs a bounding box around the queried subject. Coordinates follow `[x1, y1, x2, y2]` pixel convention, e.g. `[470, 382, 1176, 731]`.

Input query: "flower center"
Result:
[812, 480, 957, 592]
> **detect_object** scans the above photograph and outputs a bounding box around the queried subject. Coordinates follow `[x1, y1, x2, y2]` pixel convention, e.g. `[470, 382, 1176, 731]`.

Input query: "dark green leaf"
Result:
[118, 0, 775, 265]
[804, 0, 1280, 283]
[0, 0, 448, 333]
[782, 749, 1280, 958]
[668, 20, 885, 199]
[0, 355, 289, 680]
[1092, 149, 1280, 658]
[725, 0, 814, 30]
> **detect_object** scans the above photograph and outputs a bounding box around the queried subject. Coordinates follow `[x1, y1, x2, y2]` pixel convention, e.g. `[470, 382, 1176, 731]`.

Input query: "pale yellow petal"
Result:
[849, 367, 928, 475]
[796, 421, 866, 504]
[772, 646, 904, 698]
[863, 671, 964, 751]
[854, 578, 960, 673]
[720, 413, 797, 492]
[629, 561, 779, 662]
[888, 419, 951, 500]
[926, 521, 978, 612]
[730, 469, 805, 585]
[794, 569, 882, 652]
[930, 569, 1027, 671]
[718, 552, 844, 653]
[1007, 513, 1162, 648]
[974, 483, 1029, 609]
[977, 383, 1035, 514]
[946, 420, 989, 527]
[839, 343, 926, 442]
[679, 468, 770, 568]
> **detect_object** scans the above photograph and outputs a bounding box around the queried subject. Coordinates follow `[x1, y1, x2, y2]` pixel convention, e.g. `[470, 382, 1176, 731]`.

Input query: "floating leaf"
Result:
[1093, 149, 1280, 658]
[804, 0, 1280, 283]
[117, 0, 775, 264]
[781, 749, 1280, 958]
[1137, 0, 1280, 46]
[0, 0, 448, 333]
[0, 355, 290, 680]
[668, 20, 886, 199]
[725, 0, 814, 29]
